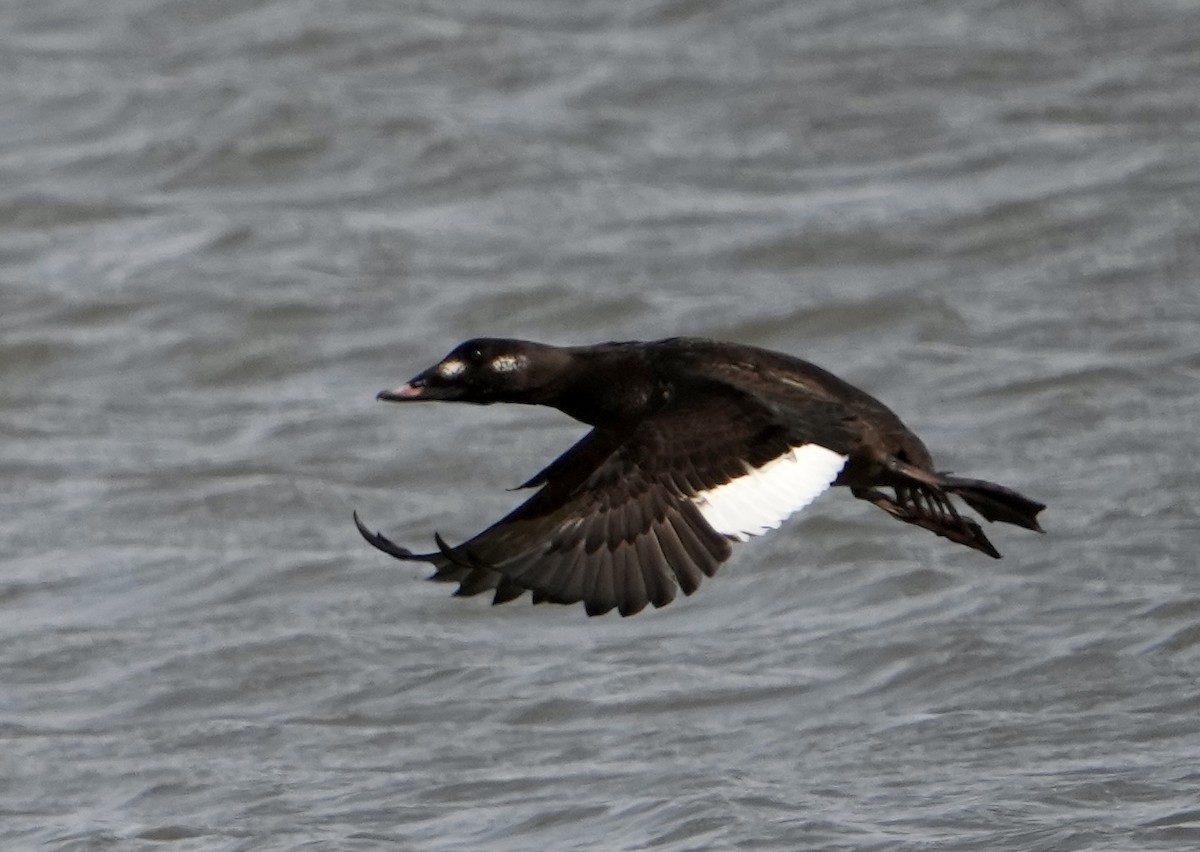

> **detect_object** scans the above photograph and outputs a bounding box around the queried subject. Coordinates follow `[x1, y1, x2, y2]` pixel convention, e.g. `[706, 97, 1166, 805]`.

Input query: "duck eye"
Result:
[465, 346, 484, 364]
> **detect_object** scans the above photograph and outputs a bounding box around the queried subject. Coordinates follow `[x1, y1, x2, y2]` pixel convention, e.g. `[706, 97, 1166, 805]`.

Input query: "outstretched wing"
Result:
[356, 387, 850, 616]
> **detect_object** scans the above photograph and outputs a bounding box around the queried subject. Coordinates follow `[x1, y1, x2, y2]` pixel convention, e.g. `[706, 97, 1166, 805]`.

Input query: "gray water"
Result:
[3, 0, 1200, 849]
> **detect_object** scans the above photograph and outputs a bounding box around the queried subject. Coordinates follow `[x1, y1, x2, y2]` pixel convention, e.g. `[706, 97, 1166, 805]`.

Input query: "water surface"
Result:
[3, 0, 1199, 849]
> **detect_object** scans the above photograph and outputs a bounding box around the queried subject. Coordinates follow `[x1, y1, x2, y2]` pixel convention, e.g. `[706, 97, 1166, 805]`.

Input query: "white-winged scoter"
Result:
[355, 337, 1044, 616]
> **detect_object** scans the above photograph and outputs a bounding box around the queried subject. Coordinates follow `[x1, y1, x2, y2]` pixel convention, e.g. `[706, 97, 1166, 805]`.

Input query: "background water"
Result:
[3, 0, 1199, 849]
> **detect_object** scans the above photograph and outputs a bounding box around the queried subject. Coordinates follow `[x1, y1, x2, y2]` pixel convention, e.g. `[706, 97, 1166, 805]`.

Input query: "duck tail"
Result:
[938, 475, 1045, 533]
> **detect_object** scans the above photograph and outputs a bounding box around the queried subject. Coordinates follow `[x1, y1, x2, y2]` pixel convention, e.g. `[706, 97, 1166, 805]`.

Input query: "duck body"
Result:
[356, 337, 1044, 616]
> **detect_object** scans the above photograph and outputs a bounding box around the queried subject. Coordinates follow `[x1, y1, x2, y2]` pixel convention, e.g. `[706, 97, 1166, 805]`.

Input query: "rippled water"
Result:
[3, 0, 1200, 849]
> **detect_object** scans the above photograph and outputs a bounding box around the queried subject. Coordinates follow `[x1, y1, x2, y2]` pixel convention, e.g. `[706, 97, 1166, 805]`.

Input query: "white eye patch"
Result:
[490, 355, 524, 373]
[438, 360, 466, 378]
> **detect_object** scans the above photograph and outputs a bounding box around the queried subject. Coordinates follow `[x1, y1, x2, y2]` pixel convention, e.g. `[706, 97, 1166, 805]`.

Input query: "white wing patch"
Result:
[691, 444, 847, 542]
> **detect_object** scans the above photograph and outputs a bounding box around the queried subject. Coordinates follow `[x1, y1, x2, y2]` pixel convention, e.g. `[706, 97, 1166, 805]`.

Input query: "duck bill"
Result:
[377, 381, 426, 402]
[377, 370, 463, 402]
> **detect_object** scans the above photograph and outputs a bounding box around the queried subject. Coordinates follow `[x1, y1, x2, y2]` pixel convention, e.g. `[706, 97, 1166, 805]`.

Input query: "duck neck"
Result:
[547, 348, 667, 428]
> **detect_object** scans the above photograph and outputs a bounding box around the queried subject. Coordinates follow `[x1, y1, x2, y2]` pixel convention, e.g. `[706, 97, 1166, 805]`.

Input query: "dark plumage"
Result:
[355, 337, 1045, 616]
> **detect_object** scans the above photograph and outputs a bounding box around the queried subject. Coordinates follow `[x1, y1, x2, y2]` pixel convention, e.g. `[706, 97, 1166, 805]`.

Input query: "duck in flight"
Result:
[355, 337, 1044, 617]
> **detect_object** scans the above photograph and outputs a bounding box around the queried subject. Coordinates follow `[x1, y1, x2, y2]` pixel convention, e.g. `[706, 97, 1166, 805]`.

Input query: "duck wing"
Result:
[355, 388, 850, 616]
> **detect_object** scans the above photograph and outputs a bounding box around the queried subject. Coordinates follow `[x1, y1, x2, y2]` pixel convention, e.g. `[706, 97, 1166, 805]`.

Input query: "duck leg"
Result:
[851, 484, 1001, 558]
